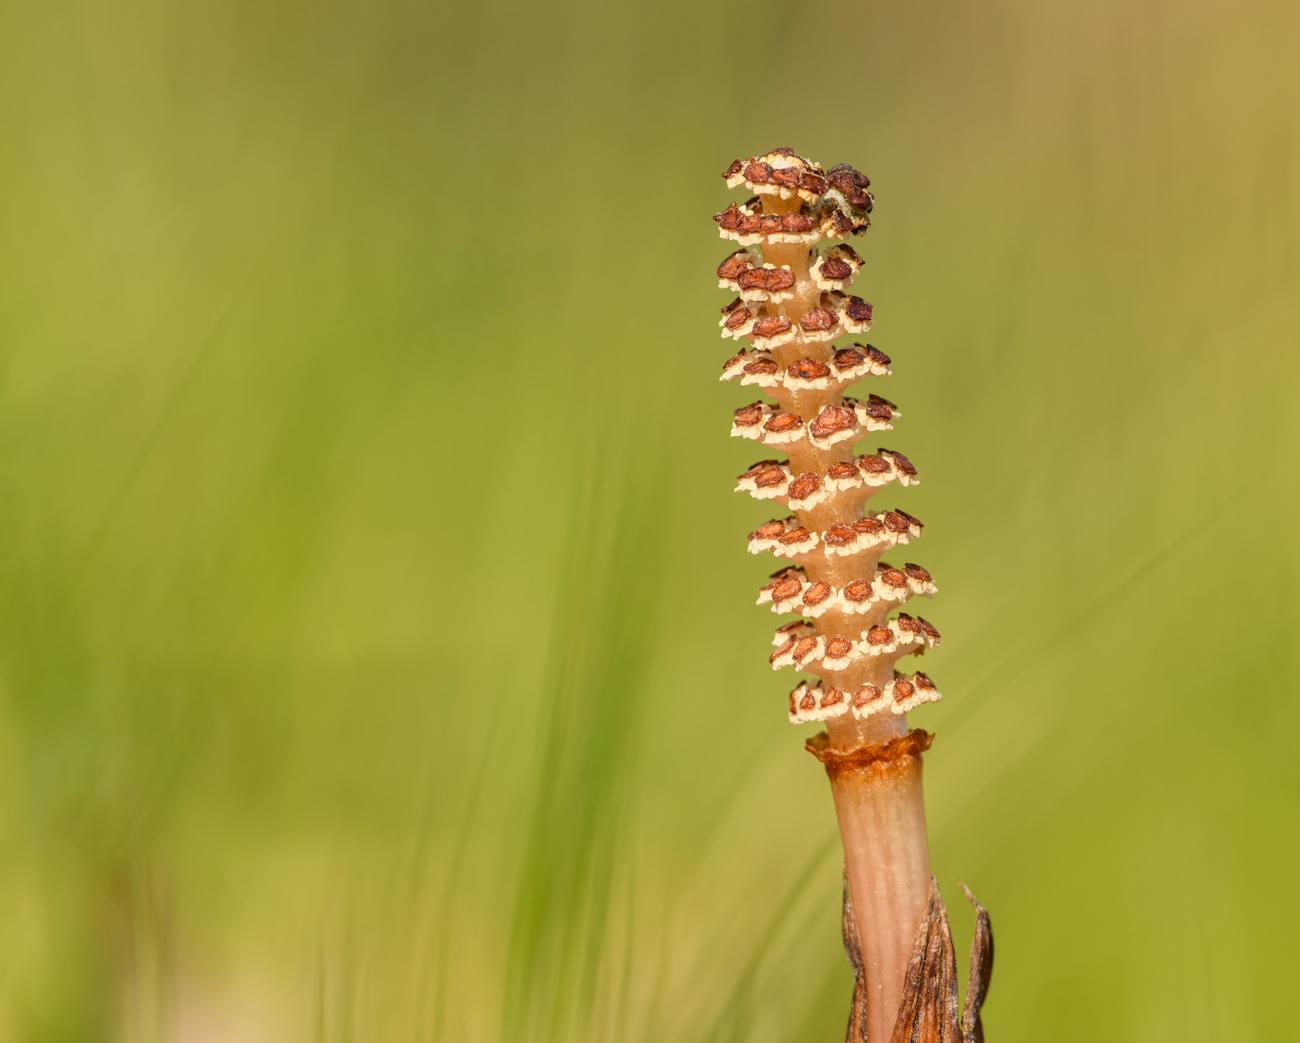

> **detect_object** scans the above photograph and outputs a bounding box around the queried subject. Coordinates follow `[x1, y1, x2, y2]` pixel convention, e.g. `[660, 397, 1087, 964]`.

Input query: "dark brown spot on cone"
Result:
[827, 461, 859, 480]
[827, 210, 856, 236]
[788, 357, 832, 380]
[778, 526, 813, 546]
[803, 581, 832, 606]
[825, 523, 857, 546]
[739, 463, 776, 486]
[801, 172, 828, 194]
[843, 579, 873, 603]
[852, 684, 882, 709]
[820, 257, 853, 281]
[880, 566, 908, 588]
[770, 167, 802, 190]
[743, 357, 778, 376]
[771, 577, 803, 601]
[793, 635, 820, 661]
[892, 679, 916, 704]
[860, 454, 890, 475]
[905, 563, 933, 584]
[826, 635, 853, 658]
[838, 244, 865, 265]
[810, 404, 856, 439]
[722, 300, 751, 330]
[739, 266, 796, 292]
[764, 411, 801, 433]
[787, 472, 821, 500]
[717, 250, 752, 280]
[722, 348, 748, 372]
[738, 462, 770, 481]
[800, 307, 836, 332]
[826, 164, 874, 209]
[753, 314, 793, 338]
[866, 394, 896, 421]
[714, 202, 745, 230]
[833, 346, 867, 371]
[845, 297, 874, 323]
[884, 511, 910, 534]
[771, 635, 796, 659]
[733, 402, 763, 427]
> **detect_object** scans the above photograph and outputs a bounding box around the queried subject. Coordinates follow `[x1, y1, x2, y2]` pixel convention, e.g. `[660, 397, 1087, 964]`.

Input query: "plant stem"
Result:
[813, 731, 933, 1042]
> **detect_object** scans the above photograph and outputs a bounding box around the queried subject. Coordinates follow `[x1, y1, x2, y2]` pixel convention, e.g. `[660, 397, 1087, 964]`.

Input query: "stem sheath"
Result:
[812, 731, 933, 1041]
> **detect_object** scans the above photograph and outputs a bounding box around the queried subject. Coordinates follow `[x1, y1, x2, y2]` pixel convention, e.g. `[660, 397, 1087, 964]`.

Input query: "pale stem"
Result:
[828, 751, 932, 1043]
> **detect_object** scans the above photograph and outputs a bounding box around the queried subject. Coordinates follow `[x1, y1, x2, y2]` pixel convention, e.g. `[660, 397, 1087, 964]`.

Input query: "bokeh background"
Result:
[2, 0, 1298, 1039]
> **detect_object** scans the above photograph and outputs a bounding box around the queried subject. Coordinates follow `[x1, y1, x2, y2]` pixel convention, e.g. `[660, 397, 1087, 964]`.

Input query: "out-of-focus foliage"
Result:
[1, 0, 1297, 1039]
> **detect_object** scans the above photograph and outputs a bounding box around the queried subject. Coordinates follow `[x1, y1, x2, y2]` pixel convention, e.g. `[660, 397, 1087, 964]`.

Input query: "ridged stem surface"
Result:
[829, 755, 931, 1043]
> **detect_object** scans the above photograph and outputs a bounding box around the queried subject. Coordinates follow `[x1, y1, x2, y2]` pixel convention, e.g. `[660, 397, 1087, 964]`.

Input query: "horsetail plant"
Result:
[715, 148, 993, 1043]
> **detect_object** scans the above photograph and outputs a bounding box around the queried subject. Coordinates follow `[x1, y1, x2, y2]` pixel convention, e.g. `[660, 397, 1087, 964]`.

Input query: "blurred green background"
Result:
[2, 0, 1298, 1039]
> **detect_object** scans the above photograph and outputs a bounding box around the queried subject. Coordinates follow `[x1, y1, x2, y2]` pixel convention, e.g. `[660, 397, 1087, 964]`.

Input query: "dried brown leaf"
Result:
[888, 878, 961, 1043]
[842, 866, 870, 1043]
[960, 883, 993, 1043]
